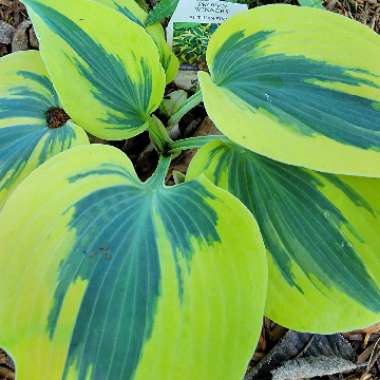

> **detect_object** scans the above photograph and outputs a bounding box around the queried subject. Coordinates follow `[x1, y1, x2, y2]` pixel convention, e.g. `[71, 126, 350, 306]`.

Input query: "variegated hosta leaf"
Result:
[188, 141, 380, 333]
[0, 144, 267, 380]
[146, 24, 179, 83]
[94, 0, 179, 83]
[200, 5, 380, 177]
[0, 50, 89, 208]
[24, 0, 166, 140]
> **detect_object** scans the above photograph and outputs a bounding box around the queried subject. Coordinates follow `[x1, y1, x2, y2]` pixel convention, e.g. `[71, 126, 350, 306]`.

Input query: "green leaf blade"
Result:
[94, 0, 179, 83]
[24, 0, 166, 140]
[146, 0, 179, 25]
[188, 140, 380, 333]
[201, 5, 380, 176]
[0, 50, 89, 208]
[0, 144, 267, 380]
[298, 0, 324, 9]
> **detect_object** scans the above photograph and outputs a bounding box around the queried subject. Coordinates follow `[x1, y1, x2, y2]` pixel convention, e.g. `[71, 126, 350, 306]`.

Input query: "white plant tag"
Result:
[167, 0, 247, 69]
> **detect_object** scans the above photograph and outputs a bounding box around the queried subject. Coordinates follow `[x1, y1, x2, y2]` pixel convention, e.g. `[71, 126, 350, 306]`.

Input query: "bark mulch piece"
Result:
[0, 0, 35, 56]
[0, 0, 27, 28]
[244, 321, 380, 379]
[0, 349, 14, 380]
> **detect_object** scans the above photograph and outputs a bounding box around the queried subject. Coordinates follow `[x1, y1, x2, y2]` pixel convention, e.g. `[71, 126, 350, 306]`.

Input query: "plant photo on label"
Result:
[0, 0, 379, 379]
[173, 22, 218, 66]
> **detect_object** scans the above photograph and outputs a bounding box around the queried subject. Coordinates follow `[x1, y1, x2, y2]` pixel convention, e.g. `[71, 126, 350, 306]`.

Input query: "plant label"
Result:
[167, 0, 248, 69]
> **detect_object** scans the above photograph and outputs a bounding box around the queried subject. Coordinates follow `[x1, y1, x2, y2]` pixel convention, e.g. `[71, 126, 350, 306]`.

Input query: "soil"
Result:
[46, 107, 70, 129]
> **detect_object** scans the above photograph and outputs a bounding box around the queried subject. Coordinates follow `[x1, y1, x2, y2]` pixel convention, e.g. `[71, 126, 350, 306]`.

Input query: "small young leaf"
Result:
[146, 0, 179, 25]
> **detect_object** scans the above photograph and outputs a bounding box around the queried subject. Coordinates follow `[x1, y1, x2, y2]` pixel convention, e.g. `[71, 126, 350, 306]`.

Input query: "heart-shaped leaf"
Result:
[24, 0, 166, 140]
[0, 144, 267, 380]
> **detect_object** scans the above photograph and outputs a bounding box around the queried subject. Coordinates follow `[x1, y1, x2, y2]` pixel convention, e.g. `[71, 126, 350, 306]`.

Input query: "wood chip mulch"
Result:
[326, 0, 380, 33]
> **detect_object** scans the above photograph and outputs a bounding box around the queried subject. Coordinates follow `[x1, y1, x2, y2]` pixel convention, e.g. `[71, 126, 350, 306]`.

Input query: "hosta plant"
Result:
[0, 1, 379, 379]
[172, 22, 218, 66]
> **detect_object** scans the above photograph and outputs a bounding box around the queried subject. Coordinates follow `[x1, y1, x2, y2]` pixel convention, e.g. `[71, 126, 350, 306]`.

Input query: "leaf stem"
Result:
[168, 91, 203, 126]
[169, 135, 228, 152]
[146, 154, 172, 187]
